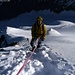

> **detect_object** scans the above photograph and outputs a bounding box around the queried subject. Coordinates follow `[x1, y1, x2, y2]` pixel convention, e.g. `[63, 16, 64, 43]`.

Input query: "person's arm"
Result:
[31, 25, 35, 39]
[42, 25, 47, 41]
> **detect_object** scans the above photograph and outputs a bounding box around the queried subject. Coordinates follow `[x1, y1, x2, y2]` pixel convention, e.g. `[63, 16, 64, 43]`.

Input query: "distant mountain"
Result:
[0, 0, 75, 20]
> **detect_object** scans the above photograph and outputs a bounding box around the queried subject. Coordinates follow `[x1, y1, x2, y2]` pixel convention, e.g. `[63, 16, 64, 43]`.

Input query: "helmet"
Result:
[37, 16, 43, 21]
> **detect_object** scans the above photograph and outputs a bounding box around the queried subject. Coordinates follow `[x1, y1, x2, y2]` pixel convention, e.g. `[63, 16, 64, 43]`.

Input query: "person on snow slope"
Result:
[30, 16, 47, 50]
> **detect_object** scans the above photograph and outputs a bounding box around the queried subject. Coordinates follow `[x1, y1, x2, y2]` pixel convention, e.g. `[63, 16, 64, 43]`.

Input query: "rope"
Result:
[16, 37, 40, 75]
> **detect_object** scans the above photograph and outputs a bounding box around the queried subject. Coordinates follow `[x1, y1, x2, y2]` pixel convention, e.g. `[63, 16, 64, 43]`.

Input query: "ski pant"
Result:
[30, 38, 42, 48]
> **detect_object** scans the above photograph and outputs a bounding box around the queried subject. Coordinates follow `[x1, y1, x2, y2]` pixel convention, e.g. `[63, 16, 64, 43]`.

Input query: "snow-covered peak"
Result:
[49, 28, 62, 36]
[59, 20, 75, 26]
[6, 27, 31, 39]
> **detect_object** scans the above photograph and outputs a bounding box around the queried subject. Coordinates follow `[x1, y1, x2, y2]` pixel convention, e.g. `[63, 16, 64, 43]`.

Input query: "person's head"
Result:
[36, 16, 43, 25]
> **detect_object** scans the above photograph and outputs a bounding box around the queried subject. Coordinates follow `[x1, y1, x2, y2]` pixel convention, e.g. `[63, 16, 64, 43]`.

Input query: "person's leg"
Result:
[37, 39, 42, 48]
[30, 38, 42, 50]
[30, 39, 34, 48]
[30, 38, 37, 51]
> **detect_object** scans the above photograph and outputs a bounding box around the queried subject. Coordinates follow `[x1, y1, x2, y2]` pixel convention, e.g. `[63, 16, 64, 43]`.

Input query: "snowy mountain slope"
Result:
[1, 10, 75, 27]
[0, 23, 75, 75]
[44, 22, 75, 64]
[0, 10, 75, 75]
[0, 0, 75, 20]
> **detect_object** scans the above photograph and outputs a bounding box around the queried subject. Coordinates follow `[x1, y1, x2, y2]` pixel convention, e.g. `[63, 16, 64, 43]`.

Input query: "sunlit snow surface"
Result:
[0, 10, 75, 75]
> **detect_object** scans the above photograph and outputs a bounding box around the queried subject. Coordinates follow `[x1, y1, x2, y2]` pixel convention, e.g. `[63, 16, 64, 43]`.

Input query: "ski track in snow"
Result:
[0, 25, 75, 75]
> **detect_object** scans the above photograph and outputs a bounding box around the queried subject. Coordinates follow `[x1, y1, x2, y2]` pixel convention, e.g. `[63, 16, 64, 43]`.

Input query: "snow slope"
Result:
[0, 10, 75, 75]
[0, 24, 75, 75]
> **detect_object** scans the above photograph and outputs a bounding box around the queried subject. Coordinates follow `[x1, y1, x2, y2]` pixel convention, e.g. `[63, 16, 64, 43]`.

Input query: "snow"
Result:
[0, 10, 75, 75]
[49, 28, 62, 36]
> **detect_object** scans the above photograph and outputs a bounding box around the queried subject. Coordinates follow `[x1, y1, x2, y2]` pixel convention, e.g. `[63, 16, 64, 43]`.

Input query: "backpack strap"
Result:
[42, 23, 44, 31]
